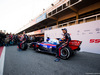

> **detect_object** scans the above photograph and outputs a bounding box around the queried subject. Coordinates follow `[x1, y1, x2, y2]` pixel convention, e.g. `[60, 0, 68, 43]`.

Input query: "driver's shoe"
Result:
[54, 58, 60, 62]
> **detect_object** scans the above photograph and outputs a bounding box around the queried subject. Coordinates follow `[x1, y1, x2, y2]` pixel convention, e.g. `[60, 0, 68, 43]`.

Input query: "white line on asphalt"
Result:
[0, 47, 6, 75]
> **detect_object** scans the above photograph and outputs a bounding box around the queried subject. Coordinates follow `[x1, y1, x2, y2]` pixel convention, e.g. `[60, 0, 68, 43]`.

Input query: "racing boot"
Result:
[54, 58, 60, 62]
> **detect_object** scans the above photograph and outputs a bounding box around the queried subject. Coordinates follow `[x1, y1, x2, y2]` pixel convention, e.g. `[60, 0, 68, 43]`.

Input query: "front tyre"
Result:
[60, 47, 72, 60]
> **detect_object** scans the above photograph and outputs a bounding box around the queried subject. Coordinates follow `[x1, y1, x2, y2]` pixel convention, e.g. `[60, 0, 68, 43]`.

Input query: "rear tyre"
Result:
[60, 47, 72, 60]
[21, 43, 28, 50]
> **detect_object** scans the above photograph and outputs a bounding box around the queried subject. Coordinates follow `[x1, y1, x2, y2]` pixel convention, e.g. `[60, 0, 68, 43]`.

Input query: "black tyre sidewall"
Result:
[21, 43, 28, 50]
[60, 47, 72, 60]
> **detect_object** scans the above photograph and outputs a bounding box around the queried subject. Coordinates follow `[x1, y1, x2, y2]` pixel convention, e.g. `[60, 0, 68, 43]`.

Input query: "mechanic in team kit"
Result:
[54, 28, 71, 62]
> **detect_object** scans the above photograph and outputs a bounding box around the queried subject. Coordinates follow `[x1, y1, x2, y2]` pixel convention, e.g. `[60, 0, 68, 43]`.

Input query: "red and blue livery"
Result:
[30, 40, 82, 59]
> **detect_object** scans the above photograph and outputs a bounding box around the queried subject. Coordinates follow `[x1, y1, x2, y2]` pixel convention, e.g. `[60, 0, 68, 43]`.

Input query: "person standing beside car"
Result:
[54, 28, 71, 62]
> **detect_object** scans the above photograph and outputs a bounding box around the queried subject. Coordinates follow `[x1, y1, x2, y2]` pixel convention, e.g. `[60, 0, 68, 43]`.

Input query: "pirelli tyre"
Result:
[60, 47, 72, 60]
[21, 43, 28, 50]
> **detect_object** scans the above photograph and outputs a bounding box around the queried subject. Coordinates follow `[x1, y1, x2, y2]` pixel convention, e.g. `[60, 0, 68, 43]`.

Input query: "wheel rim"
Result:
[61, 48, 70, 58]
[21, 44, 24, 49]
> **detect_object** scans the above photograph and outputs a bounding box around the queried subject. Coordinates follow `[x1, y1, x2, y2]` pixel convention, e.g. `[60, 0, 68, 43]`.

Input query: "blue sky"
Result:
[0, 0, 56, 33]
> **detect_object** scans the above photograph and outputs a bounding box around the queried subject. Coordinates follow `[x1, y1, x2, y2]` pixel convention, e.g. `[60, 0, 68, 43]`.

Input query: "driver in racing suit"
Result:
[54, 28, 71, 62]
[18, 31, 28, 50]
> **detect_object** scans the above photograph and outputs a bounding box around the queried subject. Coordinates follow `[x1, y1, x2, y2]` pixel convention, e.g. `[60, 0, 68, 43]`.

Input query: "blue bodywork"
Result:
[31, 42, 57, 54]
[39, 43, 56, 48]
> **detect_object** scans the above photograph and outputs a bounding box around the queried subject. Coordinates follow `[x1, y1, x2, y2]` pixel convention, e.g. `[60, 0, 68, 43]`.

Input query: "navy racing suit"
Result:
[18, 34, 28, 49]
[56, 33, 71, 58]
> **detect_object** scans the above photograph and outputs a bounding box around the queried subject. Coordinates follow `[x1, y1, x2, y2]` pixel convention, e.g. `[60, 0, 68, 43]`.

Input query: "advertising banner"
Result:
[36, 13, 47, 23]
[45, 20, 100, 54]
[29, 19, 36, 26]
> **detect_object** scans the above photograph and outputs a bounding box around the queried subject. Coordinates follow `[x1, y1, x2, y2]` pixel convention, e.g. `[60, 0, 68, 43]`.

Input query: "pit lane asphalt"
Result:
[3, 46, 100, 75]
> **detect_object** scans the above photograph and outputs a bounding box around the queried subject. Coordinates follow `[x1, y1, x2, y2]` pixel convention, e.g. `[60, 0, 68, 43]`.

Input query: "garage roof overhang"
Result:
[17, 0, 100, 34]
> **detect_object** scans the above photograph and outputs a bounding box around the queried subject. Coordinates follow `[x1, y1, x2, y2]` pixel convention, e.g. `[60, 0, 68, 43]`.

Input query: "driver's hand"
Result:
[62, 43, 65, 45]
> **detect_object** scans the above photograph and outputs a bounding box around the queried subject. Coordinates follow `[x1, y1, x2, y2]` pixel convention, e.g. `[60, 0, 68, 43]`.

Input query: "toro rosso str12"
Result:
[30, 40, 82, 59]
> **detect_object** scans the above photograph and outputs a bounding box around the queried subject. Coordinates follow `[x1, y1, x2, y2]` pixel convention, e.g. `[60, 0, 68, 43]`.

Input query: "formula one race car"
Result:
[30, 40, 82, 59]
